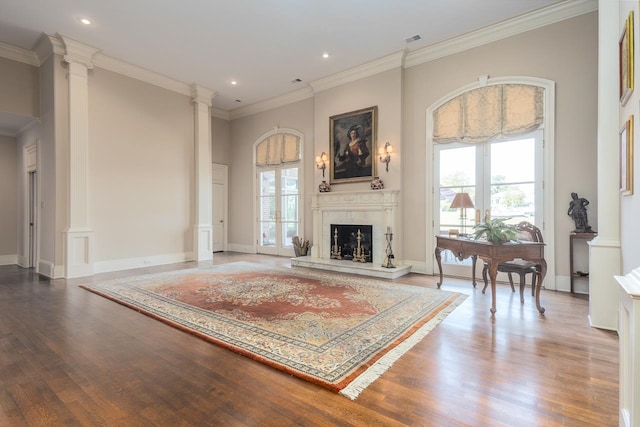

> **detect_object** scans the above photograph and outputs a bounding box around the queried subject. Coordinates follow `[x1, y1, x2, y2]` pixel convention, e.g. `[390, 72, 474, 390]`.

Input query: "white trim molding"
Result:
[405, 0, 597, 68]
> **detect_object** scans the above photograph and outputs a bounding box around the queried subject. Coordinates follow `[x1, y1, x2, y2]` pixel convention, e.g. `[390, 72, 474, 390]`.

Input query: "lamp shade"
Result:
[450, 192, 474, 209]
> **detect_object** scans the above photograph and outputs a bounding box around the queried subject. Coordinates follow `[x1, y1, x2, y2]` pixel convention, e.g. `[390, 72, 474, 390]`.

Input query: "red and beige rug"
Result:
[81, 262, 466, 399]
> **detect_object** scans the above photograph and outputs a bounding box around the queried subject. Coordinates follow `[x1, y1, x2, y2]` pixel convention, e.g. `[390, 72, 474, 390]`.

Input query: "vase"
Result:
[318, 180, 330, 192]
[370, 176, 384, 190]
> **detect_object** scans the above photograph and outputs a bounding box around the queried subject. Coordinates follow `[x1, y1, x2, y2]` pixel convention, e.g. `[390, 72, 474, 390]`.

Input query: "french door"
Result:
[434, 131, 542, 278]
[257, 167, 300, 256]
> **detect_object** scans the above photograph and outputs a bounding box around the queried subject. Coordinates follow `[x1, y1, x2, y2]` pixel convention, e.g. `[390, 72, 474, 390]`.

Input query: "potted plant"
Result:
[472, 218, 517, 243]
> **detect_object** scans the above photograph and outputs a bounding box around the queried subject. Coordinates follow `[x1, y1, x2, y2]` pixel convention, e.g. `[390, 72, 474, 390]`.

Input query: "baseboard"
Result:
[37, 260, 60, 279]
[93, 252, 193, 274]
[403, 259, 427, 274]
[227, 243, 255, 254]
[0, 254, 18, 266]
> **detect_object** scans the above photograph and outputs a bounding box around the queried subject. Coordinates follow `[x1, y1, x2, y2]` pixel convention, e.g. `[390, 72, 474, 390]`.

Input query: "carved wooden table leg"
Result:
[535, 259, 547, 314]
[487, 260, 498, 314]
[471, 255, 478, 288]
[435, 247, 443, 289]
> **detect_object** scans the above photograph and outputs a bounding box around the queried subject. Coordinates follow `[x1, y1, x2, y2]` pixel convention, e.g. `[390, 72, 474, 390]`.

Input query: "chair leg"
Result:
[507, 273, 516, 292]
[519, 274, 525, 304]
[531, 269, 537, 296]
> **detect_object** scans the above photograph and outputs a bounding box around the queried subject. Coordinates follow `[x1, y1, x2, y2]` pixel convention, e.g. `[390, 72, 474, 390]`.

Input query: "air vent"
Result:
[405, 34, 421, 43]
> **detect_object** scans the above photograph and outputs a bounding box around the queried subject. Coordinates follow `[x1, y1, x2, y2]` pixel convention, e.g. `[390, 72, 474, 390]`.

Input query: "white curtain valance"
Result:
[433, 84, 544, 144]
[256, 133, 300, 166]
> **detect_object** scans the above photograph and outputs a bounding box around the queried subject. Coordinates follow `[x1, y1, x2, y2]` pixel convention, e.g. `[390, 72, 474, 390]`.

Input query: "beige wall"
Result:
[402, 12, 598, 275]
[0, 135, 17, 257]
[212, 116, 231, 165]
[229, 98, 314, 250]
[88, 68, 194, 263]
[0, 56, 38, 118]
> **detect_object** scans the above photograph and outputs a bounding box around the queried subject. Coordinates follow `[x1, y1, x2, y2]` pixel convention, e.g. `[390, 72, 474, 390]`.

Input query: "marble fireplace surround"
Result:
[291, 190, 411, 279]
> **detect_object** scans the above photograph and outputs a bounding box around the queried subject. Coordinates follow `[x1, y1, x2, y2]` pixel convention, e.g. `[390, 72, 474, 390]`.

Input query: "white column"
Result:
[191, 85, 215, 261]
[61, 37, 100, 278]
[590, 0, 622, 330]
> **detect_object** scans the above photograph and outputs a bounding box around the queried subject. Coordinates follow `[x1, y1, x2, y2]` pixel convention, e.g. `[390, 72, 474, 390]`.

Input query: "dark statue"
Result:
[567, 192, 593, 233]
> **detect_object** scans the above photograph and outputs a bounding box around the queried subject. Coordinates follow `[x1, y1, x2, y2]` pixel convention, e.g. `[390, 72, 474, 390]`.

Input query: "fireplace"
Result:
[329, 224, 373, 262]
[291, 189, 409, 278]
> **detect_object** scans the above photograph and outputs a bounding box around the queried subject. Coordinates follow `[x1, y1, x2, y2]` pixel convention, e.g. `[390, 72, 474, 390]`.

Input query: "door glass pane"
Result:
[439, 145, 476, 234]
[259, 171, 276, 246]
[490, 139, 535, 224]
[280, 168, 299, 248]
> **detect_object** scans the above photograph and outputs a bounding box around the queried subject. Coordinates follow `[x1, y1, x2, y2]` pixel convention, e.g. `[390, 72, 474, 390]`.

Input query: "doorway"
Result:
[256, 167, 299, 257]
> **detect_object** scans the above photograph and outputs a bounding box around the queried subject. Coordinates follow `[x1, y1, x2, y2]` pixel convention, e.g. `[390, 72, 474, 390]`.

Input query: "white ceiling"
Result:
[0, 0, 573, 129]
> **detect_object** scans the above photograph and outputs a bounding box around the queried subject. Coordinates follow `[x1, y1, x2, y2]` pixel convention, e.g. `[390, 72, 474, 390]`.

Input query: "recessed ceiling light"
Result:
[230, 80, 237, 85]
[235, 99, 242, 103]
[80, 18, 92, 25]
[322, 52, 329, 59]
[291, 78, 302, 83]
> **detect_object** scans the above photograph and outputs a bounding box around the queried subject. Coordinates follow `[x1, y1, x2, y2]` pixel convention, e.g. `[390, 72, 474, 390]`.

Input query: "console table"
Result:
[435, 236, 547, 315]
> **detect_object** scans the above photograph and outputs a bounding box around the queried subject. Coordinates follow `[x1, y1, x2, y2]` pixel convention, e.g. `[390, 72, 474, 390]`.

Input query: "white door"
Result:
[434, 133, 542, 280]
[257, 167, 299, 256]
[212, 164, 228, 253]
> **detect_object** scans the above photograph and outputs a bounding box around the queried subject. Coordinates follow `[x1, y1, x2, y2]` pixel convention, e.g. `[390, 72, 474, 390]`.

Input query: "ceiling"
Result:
[0, 0, 572, 133]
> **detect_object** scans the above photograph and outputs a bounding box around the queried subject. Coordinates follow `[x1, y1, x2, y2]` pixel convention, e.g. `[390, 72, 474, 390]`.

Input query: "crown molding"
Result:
[309, 51, 406, 94]
[58, 34, 101, 69]
[211, 107, 230, 120]
[93, 54, 193, 96]
[0, 41, 39, 66]
[229, 86, 315, 120]
[405, 0, 598, 68]
[32, 34, 65, 64]
[191, 84, 217, 107]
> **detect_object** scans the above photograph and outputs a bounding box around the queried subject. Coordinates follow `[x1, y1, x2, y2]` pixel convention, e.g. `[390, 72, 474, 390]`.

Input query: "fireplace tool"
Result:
[382, 228, 396, 268]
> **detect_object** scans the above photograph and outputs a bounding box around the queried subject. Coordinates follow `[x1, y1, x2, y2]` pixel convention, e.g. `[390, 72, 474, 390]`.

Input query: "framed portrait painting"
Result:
[329, 106, 378, 184]
[620, 115, 634, 196]
[620, 10, 634, 105]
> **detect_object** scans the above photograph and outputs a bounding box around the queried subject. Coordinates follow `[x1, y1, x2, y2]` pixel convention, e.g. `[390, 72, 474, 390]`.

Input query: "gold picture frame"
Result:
[329, 106, 378, 184]
[620, 115, 634, 196]
[620, 10, 634, 105]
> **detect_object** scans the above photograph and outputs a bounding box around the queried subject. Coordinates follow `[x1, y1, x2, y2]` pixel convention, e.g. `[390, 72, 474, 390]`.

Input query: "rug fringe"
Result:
[339, 293, 467, 400]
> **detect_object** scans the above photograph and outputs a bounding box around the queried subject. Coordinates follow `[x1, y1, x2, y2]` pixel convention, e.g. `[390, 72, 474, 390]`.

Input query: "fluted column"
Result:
[192, 85, 215, 261]
[61, 36, 100, 278]
[590, 0, 622, 330]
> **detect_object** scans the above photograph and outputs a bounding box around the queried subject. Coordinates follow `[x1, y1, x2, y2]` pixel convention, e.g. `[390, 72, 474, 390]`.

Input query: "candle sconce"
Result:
[378, 142, 392, 172]
[316, 152, 328, 177]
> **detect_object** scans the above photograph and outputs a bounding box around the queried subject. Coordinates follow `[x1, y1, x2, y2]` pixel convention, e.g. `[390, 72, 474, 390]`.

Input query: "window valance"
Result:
[255, 133, 300, 166]
[433, 84, 544, 144]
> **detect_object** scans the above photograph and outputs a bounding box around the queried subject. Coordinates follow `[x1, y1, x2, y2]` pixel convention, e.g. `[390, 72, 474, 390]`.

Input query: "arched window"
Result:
[426, 77, 556, 289]
[254, 128, 303, 257]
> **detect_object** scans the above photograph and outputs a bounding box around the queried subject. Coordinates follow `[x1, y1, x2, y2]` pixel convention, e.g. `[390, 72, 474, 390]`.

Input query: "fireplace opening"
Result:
[329, 224, 373, 263]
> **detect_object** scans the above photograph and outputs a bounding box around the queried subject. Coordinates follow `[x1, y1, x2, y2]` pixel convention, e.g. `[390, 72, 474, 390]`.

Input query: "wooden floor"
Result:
[0, 253, 618, 426]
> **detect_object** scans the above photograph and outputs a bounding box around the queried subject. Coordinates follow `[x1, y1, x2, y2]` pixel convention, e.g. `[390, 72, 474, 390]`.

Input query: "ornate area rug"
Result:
[80, 262, 466, 399]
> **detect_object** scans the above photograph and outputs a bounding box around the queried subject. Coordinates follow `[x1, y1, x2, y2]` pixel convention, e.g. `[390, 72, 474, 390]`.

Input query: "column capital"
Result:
[59, 35, 100, 69]
[191, 84, 217, 107]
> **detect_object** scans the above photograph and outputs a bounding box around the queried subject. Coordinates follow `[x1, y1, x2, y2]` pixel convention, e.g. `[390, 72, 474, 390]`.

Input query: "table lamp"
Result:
[450, 192, 475, 236]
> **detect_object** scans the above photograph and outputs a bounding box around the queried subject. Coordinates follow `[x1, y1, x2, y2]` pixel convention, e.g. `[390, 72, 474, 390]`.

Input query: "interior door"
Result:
[257, 167, 299, 256]
[212, 164, 228, 253]
[212, 182, 225, 252]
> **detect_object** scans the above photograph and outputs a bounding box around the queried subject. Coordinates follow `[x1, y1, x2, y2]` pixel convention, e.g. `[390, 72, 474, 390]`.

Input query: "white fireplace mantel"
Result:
[291, 190, 410, 279]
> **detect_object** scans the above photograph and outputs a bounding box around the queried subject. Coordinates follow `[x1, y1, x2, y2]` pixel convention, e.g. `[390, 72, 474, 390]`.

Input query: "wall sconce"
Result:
[316, 152, 328, 177]
[378, 142, 392, 172]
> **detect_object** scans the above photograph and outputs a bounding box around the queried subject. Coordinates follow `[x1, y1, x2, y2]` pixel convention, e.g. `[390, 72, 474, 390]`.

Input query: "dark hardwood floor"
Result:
[0, 253, 618, 426]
